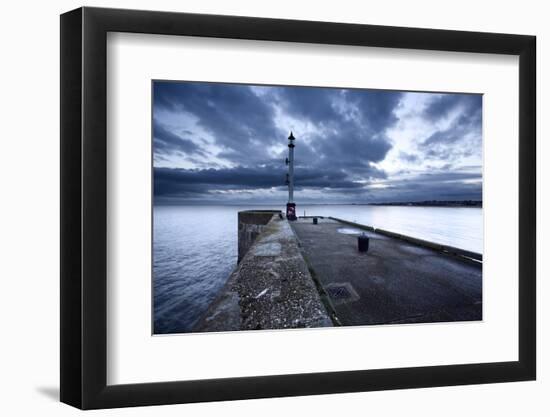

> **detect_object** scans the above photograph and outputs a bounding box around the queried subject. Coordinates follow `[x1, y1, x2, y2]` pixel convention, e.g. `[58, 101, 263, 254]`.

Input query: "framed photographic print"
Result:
[60, 6, 536, 409]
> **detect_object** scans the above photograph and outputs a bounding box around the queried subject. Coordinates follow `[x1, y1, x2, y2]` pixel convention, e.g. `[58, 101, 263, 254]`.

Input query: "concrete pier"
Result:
[290, 218, 482, 325]
[196, 212, 482, 332]
[194, 213, 333, 332]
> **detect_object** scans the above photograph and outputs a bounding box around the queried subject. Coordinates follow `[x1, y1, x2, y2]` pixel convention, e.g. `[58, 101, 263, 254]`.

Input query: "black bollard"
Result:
[358, 234, 369, 252]
[313, 217, 318, 225]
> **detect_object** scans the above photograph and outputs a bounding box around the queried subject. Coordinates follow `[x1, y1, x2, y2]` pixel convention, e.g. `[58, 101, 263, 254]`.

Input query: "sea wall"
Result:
[238, 210, 281, 262]
[194, 213, 333, 332]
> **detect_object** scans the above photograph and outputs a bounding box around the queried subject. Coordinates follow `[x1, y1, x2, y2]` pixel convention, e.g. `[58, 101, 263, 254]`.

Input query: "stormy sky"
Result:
[153, 81, 482, 205]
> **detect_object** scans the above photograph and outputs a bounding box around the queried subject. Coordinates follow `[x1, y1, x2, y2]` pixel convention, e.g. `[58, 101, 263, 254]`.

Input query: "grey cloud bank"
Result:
[153, 81, 482, 204]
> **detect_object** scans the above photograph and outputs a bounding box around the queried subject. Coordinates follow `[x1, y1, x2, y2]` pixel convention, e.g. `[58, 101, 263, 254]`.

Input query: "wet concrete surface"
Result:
[290, 218, 482, 326]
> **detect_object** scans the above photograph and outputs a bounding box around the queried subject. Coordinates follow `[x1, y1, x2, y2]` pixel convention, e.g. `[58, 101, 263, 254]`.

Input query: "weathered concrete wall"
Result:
[194, 215, 333, 332]
[238, 210, 281, 262]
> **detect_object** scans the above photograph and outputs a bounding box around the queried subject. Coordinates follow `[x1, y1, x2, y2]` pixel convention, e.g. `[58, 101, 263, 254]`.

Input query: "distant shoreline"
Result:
[154, 200, 482, 207]
[364, 200, 482, 208]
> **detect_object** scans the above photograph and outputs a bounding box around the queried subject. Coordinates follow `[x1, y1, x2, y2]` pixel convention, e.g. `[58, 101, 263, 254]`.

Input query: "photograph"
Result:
[53, 3, 538, 411]
[152, 80, 483, 335]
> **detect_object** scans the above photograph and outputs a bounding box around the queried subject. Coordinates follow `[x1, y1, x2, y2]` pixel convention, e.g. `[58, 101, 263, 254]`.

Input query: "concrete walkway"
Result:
[290, 218, 482, 326]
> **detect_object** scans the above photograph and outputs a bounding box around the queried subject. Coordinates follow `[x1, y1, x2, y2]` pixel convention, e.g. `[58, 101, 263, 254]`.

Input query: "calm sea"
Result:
[153, 204, 482, 334]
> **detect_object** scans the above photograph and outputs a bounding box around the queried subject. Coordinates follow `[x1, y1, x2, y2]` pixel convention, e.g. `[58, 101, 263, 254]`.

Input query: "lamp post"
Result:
[286, 131, 297, 220]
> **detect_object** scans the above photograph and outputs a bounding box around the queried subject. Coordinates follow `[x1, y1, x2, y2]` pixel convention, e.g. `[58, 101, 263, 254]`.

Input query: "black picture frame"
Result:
[60, 6, 536, 410]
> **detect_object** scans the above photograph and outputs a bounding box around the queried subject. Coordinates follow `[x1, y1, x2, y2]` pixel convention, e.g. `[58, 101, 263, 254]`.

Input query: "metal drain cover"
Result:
[324, 282, 359, 304]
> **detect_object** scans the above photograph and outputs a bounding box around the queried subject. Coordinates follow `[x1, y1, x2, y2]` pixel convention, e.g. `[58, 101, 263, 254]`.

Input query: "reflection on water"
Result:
[153, 204, 482, 334]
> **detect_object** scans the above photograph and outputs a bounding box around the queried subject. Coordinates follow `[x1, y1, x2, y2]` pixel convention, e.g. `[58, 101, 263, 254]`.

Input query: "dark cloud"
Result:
[154, 82, 282, 164]
[381, 181, 481, 202]
[353, 169, 482, 203]
[344, 89, 402, 132]
[422, 94, 481, 122]
[153, 119, 203, 156]
[420, 94, 482, 163]
[154, 165, 370, 200]
[273, 87, 400, 171]
[153, 165, 480, 204]
[274, 87, 341, 125]
[153, 81, 482, 203]
[155, 166, 284, 195]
